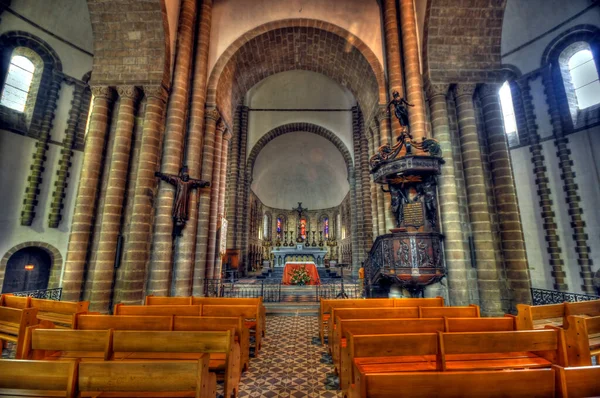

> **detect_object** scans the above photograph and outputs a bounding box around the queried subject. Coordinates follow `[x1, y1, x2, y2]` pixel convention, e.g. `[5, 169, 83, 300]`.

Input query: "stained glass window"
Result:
[324, 217, 329, 239]
[300, 218, 307, 240]
[1, 55, 35, 112]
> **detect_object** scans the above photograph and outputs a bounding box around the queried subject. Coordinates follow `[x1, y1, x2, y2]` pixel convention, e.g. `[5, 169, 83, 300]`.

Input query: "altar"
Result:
[271, 244, 328, 267]
[281, 262, 321, 285]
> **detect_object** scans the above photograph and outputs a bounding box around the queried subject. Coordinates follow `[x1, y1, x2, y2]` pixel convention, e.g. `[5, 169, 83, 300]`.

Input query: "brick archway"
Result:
[207, 19, 386, 126]
[0, 242, 63, 293]
[246, 122, 354, 178]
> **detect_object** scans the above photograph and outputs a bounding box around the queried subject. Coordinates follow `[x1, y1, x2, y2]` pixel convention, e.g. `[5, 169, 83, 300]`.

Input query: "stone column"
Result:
[427, 83, 470, 306]
[349, 171, 361, 272]
[49, 81, 86, 228]
[148, 0, 198, 296]
[542, 67, 595, 294]
[516, 79, 567, 291]
[62, 86, 114, 301]
[358, 125, 373, 249]
[225, 108, 241, 249]
[399, 0, 427, 141]
[88, 86, 139, 312]
[205, 122, 225, 280]
[366, 126, 379, 238]
[174, 0, 213, 296]
[21, 72, 62, 226]
[480, 84, 532, 309]
[454, 84, 503, 315]
[351, 107, 366, 264]
[373, 124, 386, 235]
[382, 0, 405, 140]
[376, 109, 395, 232]
[215, 130, 233, 278]
[116, 85, 168, 305]
[192, 110, 220, 294]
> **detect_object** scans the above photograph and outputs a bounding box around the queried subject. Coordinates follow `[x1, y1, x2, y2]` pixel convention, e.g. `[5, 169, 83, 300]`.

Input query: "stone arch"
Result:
[541, 24, 600, 66]
[0, 242, 63, 293]
[246, 123, 354, 178]
[207, 19, 386, 126]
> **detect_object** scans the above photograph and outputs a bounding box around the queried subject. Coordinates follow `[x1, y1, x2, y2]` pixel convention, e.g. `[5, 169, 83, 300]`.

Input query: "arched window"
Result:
[567, 49, 600, 110]
[499, 82, 519, 146]
[300, 218, 307, 240]
[1, 54, 35, 112]
[323, 216, 329, 239]
[263, 214, 269, 240]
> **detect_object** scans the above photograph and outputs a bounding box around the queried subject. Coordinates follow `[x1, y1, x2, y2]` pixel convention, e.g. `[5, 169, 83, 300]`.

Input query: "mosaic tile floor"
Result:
[237, 315, 341, 398]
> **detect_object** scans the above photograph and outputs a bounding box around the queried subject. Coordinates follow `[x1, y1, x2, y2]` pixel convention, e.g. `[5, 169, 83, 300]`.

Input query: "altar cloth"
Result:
[282, 263, 321, 285]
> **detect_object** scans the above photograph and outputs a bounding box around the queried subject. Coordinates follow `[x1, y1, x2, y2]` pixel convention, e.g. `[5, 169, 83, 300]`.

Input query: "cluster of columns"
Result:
[62, 0, 233, 312]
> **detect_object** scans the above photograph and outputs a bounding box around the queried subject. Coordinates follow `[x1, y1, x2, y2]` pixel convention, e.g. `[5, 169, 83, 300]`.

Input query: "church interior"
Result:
[1, 0, 600, 396]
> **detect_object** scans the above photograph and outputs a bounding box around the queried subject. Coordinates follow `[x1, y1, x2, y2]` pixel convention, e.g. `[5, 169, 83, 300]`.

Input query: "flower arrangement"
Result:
[289, 266, 311, 285]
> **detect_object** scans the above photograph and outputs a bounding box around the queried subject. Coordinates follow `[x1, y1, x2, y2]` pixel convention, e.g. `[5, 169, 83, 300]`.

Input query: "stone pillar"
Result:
[148, 0, 198, 296]
[399, 0, 427, 141]
[376, 109, 395, 232]
[382, 0, 405, 140]
[116, 85, 168, 305]
[349, 171, 361, 272]
[21, 72, 62, 226]
[173, 0, 213, 296]
[88, 86, 139, 312]
[427, 84, 470, 306]
[358, 124, 374, 249]
[454, 84, 503, 315]
[205, 122, 225, 280]
[516, 79, 567, 291]
[480, 84, 532, 309]
[351, 107, 366, 265]
[366, 126, 379, 238]
[62, 86, 114, 301]
[49, 81, 86, 228]
[192, 110, 220, 294]
[225, 108, 241, 249]
[373, 124, 386, 235]
[215, 130, 233, 278]
[542, 67, 595, 294]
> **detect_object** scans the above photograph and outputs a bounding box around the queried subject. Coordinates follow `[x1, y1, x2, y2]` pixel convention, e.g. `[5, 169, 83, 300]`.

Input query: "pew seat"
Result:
[0, 294, 30, 309]
[0, 359, 77, 397]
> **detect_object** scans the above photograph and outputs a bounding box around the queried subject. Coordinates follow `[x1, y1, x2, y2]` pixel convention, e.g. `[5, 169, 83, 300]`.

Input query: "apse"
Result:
[251, 131, 349, 210]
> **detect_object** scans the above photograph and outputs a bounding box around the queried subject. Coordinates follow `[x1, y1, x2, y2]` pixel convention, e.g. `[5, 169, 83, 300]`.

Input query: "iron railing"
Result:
[10, 287, 62, 300]
[531, 287, 600, 305]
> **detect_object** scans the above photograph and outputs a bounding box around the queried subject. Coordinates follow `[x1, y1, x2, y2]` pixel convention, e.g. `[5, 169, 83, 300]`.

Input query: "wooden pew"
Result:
[319, 299, 395, 345]
[0, 359, 77, 397]
[175, 315, 250, 372]
[114, 303, 202, 316]
[439, 329, 568, 371]
[347, 368, 556, 398]
[78, 358, 215, 398]
[112, 330, 239, 398]
[394, 297, 445, 307]
[30, 298, 89, 328]
[419, 305, 480, 319]
[565, 300, 600, 324]
[445, 316, 515, 332]
[0, 306, 38, 359]
[202, 304, 263, 352]
[0, 294, 30, 309]
[517, 300, 600, 331]
[563, 315, 600, 366]
[192, 297, 266, 337]
[554, 365, 600, 398]
[145, 296, 193, 305]
[22, 327, 113, 361]
[75, 314, 173, 330]
[343, 333, 439, 391]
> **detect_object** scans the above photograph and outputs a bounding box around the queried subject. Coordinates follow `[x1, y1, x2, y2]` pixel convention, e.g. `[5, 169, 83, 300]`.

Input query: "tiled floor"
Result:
[238, 316, 342, 398]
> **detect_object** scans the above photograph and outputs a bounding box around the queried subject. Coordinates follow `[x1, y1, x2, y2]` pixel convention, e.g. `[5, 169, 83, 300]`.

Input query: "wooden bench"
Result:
[75, 314, 173, 330]
[113, 330, 239, 398]
[343, 333, 440, 391]
[445, 316, 515, 332]
[78, 358, 215, 398]
[175, 315, 250, 372]
[114, 303, 202, 316]
[516, 300, 600, 331]
[0, 294, 31, 309]
[554, 364, 600, 398]
[202, 304, 263, 352]
[0, 306, 38, 359]
[346, 368, 556, 398]
[30, 298, 89, 328]
[564, 315, 600, 366]
[22, 327, 113, 361]
[0, 359, 77, 397]
[419, 305, 480, 318]
[439, 329, 568, 371]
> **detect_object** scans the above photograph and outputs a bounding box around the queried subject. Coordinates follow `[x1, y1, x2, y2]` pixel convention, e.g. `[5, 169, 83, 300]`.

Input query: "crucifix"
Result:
[292, 202, 308, 242]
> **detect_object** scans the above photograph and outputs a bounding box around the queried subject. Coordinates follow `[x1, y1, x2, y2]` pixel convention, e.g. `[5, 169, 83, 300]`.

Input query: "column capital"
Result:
[453, 84, 477, 99]
[116, 85, 140, 100]
[206, 107, 221, 122]
[216, 120, 227, 135]
[91, 85, 114, 100]
[425, 83, 449, 99]
[479, 83, 503, 99]
[143, 85, 168, 103]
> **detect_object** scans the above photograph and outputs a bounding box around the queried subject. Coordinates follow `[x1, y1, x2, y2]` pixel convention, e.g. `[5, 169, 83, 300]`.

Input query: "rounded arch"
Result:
[207, 19, 386, 126]
[246, 123, 354, 178]
[0, 31, 63, 73]
[542, 24, 600, 66]
[0, 242, 63, 293]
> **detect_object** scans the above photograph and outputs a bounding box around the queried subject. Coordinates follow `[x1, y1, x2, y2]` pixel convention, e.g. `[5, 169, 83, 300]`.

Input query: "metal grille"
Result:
[10, 287, 62, 300]
[531, 288, 600, 305]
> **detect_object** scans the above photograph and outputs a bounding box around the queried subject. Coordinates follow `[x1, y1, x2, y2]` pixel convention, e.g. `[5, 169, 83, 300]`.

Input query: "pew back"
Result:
[394, 297, 444, 307]
[564, 315, 600, 366]
[419, 305, 480, 318]
[445, 316, 515, 332]
[565, 299, 600, 318]
[75, 314, 173, 330]
[0, 359, 77, 397]
[0, 294, 30, 309]
[145, 295, 193, 305]
[114, 304, 202, 316]
[24, 328, 112, 360]
[0, 306, 38, 359]
[516, 303, 565, 330]
[555, 365, 600, 398]
[113, 330, 233, 354]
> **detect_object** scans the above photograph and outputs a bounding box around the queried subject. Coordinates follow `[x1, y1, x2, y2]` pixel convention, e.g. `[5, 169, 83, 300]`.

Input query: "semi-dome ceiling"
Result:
[251, 131, 350, 210]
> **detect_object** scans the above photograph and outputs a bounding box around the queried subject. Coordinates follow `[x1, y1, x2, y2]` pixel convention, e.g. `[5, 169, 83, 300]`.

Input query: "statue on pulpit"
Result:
[388, 90, 414, 134]
[155, 166, 210, 236]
